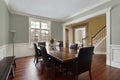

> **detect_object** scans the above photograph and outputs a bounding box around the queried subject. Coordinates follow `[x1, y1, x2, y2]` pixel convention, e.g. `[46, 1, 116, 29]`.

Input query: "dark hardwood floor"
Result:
[9, 55, 120, 80]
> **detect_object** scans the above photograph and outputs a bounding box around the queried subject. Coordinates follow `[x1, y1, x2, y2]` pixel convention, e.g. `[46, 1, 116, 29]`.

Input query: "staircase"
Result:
[91, 26, 106, 54]
[94, 37, 106, 54]
[82, 26, 106, 54]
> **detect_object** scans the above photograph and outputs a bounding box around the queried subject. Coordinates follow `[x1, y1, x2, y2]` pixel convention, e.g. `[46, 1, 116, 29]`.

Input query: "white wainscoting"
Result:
[0, 45, 7, 60]
[6, 43, 34, 58]
[94, 51, 106, 54]
[111, 45, 120, 68]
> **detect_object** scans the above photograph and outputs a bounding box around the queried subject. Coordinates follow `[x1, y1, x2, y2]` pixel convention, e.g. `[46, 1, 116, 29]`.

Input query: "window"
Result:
[29, 18, 50, 45]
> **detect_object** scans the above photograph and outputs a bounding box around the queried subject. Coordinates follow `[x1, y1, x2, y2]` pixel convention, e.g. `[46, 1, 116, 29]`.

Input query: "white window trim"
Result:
[29, 17, 51, 47]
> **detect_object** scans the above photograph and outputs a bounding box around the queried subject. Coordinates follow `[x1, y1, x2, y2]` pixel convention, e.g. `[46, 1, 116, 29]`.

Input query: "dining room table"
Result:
[46, 46, 78, 63]
[45, 45, 79, 78]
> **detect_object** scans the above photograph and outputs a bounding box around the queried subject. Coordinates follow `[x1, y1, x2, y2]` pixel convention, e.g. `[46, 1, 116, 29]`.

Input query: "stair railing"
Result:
[81, 36, 88, 47]
[91, 26, 106, 46]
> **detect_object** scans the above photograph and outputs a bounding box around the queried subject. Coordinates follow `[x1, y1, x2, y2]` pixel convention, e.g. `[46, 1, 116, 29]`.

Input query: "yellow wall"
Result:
[72, 14, 106, 43]
[88, 14, 106, 39]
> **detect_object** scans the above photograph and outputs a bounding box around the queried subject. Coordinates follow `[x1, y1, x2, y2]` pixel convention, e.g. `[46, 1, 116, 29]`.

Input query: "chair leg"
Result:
[34, 56, 36, 63]
[36, 57, 38, 64]
[75, 75, 78, 80]
[89, 69, 92, 80]
[10, 66, 15, 78]
[73, 73, 78, 80]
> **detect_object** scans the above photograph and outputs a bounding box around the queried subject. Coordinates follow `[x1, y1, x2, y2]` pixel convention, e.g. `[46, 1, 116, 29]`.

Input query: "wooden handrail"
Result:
[91, 25, 106, 46]
[92, 26, 106, 39]
[82, 36, 88, 47]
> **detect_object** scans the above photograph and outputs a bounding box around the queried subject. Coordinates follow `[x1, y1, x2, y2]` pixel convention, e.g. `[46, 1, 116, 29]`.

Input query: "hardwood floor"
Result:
[9, 55, 120, 80]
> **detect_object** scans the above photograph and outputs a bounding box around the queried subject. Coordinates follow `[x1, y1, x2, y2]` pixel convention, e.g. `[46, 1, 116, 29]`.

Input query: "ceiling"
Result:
[6, 0, 108, 21]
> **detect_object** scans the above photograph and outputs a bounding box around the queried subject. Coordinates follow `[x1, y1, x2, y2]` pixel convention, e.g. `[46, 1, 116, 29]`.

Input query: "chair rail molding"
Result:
[0, 43, 34, 59]
[0, 45, 7, 60]
[110, 45, 120, 68]
[6, 43, 34, 58]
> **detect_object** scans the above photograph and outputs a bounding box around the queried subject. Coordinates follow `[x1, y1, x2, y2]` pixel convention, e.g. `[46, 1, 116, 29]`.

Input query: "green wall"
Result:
[64, 0, 120, 45]
[0, 0, 10, 46]
[9, 13, 29, 43]
[51, 21, 63, 41]
[111, 1, 120, 44]
[9, 13, 63, 43]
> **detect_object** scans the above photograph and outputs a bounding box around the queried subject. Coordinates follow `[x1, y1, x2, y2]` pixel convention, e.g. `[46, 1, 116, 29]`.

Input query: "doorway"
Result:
[65, 28, 69, 48]
[63, 7, 111, 66]
[74, 25, 87, 46]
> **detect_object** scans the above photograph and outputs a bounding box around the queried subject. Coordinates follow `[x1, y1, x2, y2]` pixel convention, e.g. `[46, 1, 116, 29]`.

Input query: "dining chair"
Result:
[40, 45, 53, 79]
[38, 42, 46, 47]
[40, 45, 62, 79]
[57, 41, 63, 47]
[33, 43, 42, 64]
[40, 45, 51, 67]
[65, 46, 94, 80]
[70, 43, 78, 50]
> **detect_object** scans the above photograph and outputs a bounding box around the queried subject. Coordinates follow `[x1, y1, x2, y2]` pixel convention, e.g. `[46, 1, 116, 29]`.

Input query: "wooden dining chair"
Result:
[70, 43, 78, 50]
[40, 45, 54, 79]
[56, 41, 63, 47]
[65, 46, 94, 80]
[38, 42, 46, 47]
[40, 45, 51, 67]
[33, 43, 42, 64]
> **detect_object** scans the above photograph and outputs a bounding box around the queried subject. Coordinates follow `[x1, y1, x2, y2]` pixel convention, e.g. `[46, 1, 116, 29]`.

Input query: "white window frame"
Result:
[29, 18, 51, 47]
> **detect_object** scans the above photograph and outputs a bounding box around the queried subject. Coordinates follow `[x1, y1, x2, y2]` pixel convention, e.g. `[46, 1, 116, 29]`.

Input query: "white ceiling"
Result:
[6, 0, 107, 21]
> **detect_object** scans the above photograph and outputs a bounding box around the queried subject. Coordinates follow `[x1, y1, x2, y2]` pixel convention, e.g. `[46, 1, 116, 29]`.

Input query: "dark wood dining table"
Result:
[45, 46, 78, 79]
[38, 45, 79, 79]
[46, 46, 78, 63]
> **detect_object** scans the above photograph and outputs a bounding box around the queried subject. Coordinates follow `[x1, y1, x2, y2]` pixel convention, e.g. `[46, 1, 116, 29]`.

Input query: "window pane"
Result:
[36, 22, 40, 26]
[41, 22, 48, 29]
[31, 24, 36, 28]
[31, 30, 38, 42]
[30, 29, 36, 37]
[31, 21, 40, 29]
[31, 29, 40, 37]
[30, 19, 50, 44]
[31, 21, 35, 25]
[34, 30, 40, 37]
[36, 25, 40, 29]
[31, 36, 39, 42]
[36, 22, 40, 29]
[46, 31, 48, 34]
[41, 30, 48, 34]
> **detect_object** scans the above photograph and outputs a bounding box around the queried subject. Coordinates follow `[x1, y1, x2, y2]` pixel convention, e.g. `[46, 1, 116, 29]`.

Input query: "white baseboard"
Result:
[94, 51, 106, 54]
[6, 43, 34, 58]
[110, 45, 120, 68]
[0, 45, 7, 60]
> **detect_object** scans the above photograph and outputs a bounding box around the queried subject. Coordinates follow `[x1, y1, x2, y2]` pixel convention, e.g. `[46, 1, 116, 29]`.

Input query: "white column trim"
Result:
[110, 45, 120, 68]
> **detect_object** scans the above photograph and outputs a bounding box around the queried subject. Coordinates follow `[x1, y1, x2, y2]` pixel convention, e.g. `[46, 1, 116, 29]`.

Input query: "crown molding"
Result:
[4, 0, 63, 22]
[63, 7, 112, 26]
[5, 0, 111, 22]
[63, 0, 111, 21]
[11, 10, 64, 22]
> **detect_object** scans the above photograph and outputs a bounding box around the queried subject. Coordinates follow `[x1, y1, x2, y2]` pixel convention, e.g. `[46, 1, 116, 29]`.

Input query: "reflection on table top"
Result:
[46, 46, 78, 63]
